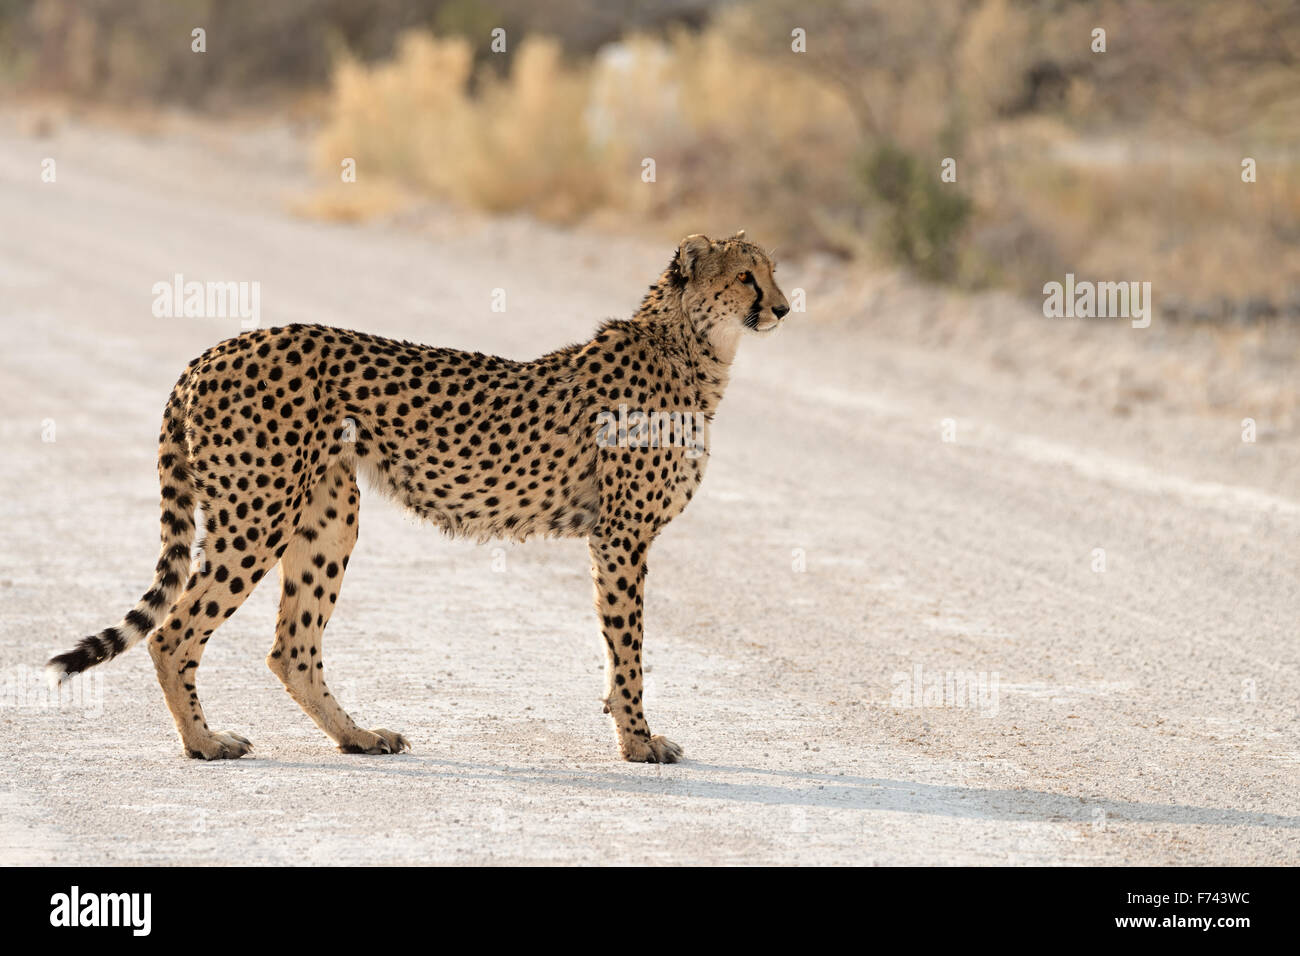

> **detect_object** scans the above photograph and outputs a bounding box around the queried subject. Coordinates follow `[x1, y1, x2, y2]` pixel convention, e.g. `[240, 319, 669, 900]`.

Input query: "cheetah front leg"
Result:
[268, 461, 409, 755]
[589, 527, 682, 763]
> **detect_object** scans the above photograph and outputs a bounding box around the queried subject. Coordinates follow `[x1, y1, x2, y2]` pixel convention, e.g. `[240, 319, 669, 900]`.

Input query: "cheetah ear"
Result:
[677, 234, 712, 279]
[731, 229, 746, 240]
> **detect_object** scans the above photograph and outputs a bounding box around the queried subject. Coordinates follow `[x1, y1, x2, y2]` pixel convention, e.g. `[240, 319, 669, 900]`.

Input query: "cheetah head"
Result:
[674, 232, 790, 349]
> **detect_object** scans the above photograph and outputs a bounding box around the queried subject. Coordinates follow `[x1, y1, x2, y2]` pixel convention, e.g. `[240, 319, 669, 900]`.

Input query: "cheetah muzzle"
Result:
[46, 233, 791, 763]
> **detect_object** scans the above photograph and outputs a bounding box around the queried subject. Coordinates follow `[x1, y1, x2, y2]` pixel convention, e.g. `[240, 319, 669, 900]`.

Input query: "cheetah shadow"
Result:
[254, 755, 1300, 829]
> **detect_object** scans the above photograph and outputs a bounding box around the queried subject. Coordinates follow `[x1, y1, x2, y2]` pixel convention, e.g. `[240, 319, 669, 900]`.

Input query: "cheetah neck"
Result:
[635, 270, 733, 418]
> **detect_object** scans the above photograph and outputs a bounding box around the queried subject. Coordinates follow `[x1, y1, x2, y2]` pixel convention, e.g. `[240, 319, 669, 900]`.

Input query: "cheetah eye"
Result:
[736, 271, 753, 284]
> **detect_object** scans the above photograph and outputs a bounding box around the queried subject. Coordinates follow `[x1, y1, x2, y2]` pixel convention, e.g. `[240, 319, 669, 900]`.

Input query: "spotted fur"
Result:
[47, 233, 790, 762]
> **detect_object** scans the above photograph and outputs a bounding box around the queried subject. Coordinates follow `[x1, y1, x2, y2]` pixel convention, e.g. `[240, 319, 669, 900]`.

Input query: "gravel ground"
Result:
[0, 113, 1296, 865]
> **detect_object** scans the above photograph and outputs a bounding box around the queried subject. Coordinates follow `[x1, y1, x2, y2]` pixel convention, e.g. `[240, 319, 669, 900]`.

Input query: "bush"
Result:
[861, 143, 972, 281]
[313, 31, 606, 223]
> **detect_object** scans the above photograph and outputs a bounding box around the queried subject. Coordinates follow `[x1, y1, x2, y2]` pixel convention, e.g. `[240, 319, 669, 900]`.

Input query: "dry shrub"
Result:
[306, 1, 1300, 312]
[459, 38, 606, 220]
[312, 22, 858, 242]
[587, 28, 859, 248]
[314, 32, 604, 223]
[316, 32, 477, 196]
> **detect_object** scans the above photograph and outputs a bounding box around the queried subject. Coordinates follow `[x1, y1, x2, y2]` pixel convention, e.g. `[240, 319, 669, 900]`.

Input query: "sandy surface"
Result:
[0, 113, 1296, 865]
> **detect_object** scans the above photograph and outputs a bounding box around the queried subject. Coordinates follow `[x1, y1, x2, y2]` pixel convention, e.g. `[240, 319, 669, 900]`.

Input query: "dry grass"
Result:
[287, 179, 410, 223]
[308, 19, 861, 249]
[312, 33, 607, 223]
[970, 129, 1300, 308]
[302, 1, 1300, 313]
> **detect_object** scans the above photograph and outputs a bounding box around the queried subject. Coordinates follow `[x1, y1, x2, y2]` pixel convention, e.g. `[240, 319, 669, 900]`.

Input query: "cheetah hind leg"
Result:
[267, 461, 409, 755]
[149, 530, 276, 760]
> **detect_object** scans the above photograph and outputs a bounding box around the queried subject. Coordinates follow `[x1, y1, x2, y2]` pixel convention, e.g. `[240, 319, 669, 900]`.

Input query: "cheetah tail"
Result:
[46, 400, 197, 686]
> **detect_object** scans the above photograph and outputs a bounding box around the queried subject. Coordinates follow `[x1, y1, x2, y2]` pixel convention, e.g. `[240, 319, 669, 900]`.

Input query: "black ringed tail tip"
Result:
[46, 627, 129, 681]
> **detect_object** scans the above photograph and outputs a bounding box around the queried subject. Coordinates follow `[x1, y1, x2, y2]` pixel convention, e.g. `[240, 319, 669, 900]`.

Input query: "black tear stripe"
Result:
[743, 277, 764, 330]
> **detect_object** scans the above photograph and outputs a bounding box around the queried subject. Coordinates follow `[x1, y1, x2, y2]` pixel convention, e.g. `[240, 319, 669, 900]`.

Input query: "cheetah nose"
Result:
[772, 304, 790, 319]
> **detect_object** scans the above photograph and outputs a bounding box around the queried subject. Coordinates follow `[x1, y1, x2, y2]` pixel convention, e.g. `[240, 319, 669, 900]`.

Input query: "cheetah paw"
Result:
[621, 734, 683, 764]
[185, 731, 253, 760]
[339, 728, 410, 755]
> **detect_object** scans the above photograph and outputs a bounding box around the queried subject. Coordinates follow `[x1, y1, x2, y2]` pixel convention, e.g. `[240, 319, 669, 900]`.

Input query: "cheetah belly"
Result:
[357, 441, 601, 542]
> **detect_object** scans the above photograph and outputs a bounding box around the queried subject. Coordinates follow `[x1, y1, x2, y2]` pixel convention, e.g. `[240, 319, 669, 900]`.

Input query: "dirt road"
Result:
[1, 113, 1296, 865]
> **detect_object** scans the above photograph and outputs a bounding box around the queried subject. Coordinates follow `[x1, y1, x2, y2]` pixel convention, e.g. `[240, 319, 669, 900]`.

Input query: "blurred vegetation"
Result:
[862, 143, 973, 281]
[5, 0, 1299, 315]
[0, 0, 711, 103]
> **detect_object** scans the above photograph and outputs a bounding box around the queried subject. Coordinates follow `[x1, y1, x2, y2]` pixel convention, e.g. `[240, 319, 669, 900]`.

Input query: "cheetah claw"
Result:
[622, 734, 683, 764]
[339, 728, 410, 755]
[186, 730, 254, 760]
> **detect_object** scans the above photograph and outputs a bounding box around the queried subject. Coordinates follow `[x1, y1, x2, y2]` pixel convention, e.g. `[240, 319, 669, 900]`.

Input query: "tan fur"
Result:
[50, 234, 790, 762]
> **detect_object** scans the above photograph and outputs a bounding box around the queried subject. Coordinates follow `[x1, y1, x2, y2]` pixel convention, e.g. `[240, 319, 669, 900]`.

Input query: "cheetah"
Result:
[47, 232, 790, 763]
